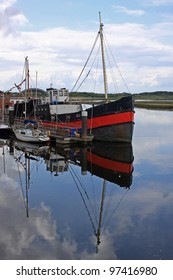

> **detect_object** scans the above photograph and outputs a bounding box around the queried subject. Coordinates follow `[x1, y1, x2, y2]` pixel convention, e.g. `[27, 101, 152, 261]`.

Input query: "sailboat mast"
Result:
[36, 71, 38, 99]
[96, 179, 106, 253]
[25, 155, 30, 218]
[99, 12, 108, 101]
[24, 56, 30, 118]
[25, 56, 30, 96]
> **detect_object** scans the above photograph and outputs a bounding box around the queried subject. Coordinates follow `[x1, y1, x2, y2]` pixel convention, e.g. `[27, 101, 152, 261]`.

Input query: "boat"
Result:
[13, 14, 135, 143]
[12, 57, 50, 143]
[13, 126, 50, 143]
[54, 141, 134, 188]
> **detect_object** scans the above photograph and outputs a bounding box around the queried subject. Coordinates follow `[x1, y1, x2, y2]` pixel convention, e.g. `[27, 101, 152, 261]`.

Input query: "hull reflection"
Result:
[86, 142, 134, 188]
[7, 138, 134, 189]
[54, 141, 134, 189]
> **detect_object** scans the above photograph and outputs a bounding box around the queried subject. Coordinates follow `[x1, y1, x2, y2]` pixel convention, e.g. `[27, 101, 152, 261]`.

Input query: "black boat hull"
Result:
[86, 142, 134, 187]
[13, 96, 135, 143]
[91, 121, 134, 142]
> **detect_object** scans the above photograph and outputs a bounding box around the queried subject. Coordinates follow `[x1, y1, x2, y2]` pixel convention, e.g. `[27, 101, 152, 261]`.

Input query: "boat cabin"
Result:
[46, 87, 69, 103]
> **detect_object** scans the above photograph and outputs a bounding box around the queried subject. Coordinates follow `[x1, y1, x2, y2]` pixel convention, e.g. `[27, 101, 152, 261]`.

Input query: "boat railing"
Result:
[38, 121, 82, 139]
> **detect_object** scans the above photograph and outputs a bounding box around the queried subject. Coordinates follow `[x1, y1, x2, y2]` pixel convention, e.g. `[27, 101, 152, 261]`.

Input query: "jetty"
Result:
[4, 108, 94, 145]
[39, 111, 94, 145]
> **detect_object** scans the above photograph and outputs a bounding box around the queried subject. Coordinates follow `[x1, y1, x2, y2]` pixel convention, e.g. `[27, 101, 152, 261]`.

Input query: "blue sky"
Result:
[0, 0, 173, 93]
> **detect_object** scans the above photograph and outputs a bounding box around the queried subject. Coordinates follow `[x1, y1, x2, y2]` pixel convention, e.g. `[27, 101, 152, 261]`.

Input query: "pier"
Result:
[4, 109, 94, 145]
[41, 111, 94, 145]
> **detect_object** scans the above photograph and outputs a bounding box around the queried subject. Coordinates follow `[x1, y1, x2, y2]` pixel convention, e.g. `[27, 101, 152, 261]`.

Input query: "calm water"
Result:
[0, 108, 173, 260]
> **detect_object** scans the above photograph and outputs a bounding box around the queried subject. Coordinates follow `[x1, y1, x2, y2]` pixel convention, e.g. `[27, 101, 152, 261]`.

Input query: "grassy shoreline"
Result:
[134, 100, 173, 110]
[69, 92, 173, 110]
[70, 97, 173, 110]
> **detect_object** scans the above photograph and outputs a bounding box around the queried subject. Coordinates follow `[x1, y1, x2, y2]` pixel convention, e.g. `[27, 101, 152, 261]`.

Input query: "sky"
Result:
[0, 0, 173, 94]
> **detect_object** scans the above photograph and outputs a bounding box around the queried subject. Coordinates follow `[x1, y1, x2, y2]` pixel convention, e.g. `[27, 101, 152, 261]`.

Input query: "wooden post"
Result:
[81, 111, 88, 141]
[81, 148, 87, 175]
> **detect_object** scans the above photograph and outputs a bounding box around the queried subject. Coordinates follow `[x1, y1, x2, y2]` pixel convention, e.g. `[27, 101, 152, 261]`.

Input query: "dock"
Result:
[42, 111, 94, 145]
[3, 108, 94, 145]
[55, 135, 94, 145]
[46, 125, 94, 145]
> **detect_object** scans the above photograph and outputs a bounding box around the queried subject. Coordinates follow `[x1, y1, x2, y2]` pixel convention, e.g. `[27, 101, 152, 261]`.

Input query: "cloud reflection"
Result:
[0, 107, 173, 261]
[0, 161, 117, 259]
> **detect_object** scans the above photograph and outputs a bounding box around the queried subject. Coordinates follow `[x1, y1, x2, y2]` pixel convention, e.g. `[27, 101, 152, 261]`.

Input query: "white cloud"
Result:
[144, 0, 173, 6]
[81, 232, 118, 259]
[0, 1, 173, 93]
[0, 0, 17, 9]
[1, 21, 173, 93]
[113, 5, 145, 16]
[0, 0, 28, 35]
[115, 185, 173, 236]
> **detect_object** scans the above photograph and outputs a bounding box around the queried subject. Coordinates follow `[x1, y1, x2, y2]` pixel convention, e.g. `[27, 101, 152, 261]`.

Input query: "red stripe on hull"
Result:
[41, 111, 134, 130]
[87, 151, 133, 174]
[87, 111, 134, 129]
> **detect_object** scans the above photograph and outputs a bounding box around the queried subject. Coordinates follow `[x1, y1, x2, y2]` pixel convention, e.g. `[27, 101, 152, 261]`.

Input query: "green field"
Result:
[134, 100, 173, 110]
[69, 91, 173, 109]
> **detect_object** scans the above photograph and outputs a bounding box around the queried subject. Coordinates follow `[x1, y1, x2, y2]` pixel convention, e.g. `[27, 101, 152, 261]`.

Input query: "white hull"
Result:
[14, 128, 49, 143]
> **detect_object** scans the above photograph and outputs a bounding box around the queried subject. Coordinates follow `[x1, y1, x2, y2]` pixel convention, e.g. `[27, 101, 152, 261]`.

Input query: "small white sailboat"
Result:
[13, 57, 50, 143]
[14, 126, 50, 142]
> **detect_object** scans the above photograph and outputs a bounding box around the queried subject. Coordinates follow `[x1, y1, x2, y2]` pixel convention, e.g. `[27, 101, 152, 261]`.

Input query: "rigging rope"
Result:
[103, 31, 131, 93]
[69, 164, 98, 224]
[71, 27, 131, 95]
[69, 165, 97, 235]
[102, 187, 130, 232]
[101, 182, 116, 226]
[15, 154, 27, 210]
[70, 32, 100, 92]
[75, 43, 101, 93]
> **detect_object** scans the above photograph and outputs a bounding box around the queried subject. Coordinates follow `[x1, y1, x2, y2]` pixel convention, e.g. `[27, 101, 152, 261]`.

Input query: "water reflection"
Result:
[0, 109, 173, 260]
[132, 109, 173, 260]
[0, 137, 133, 259]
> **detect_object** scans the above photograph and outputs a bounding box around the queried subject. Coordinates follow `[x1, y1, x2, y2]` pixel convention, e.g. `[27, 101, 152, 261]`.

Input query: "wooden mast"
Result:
[96, 16, 108, 248]
[25, 56, 30, 97]
[24, 56, 30, 118]
[99, 12, 108, 101]
[96, 179, 106, 253]
[25, 154, 30, 218]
